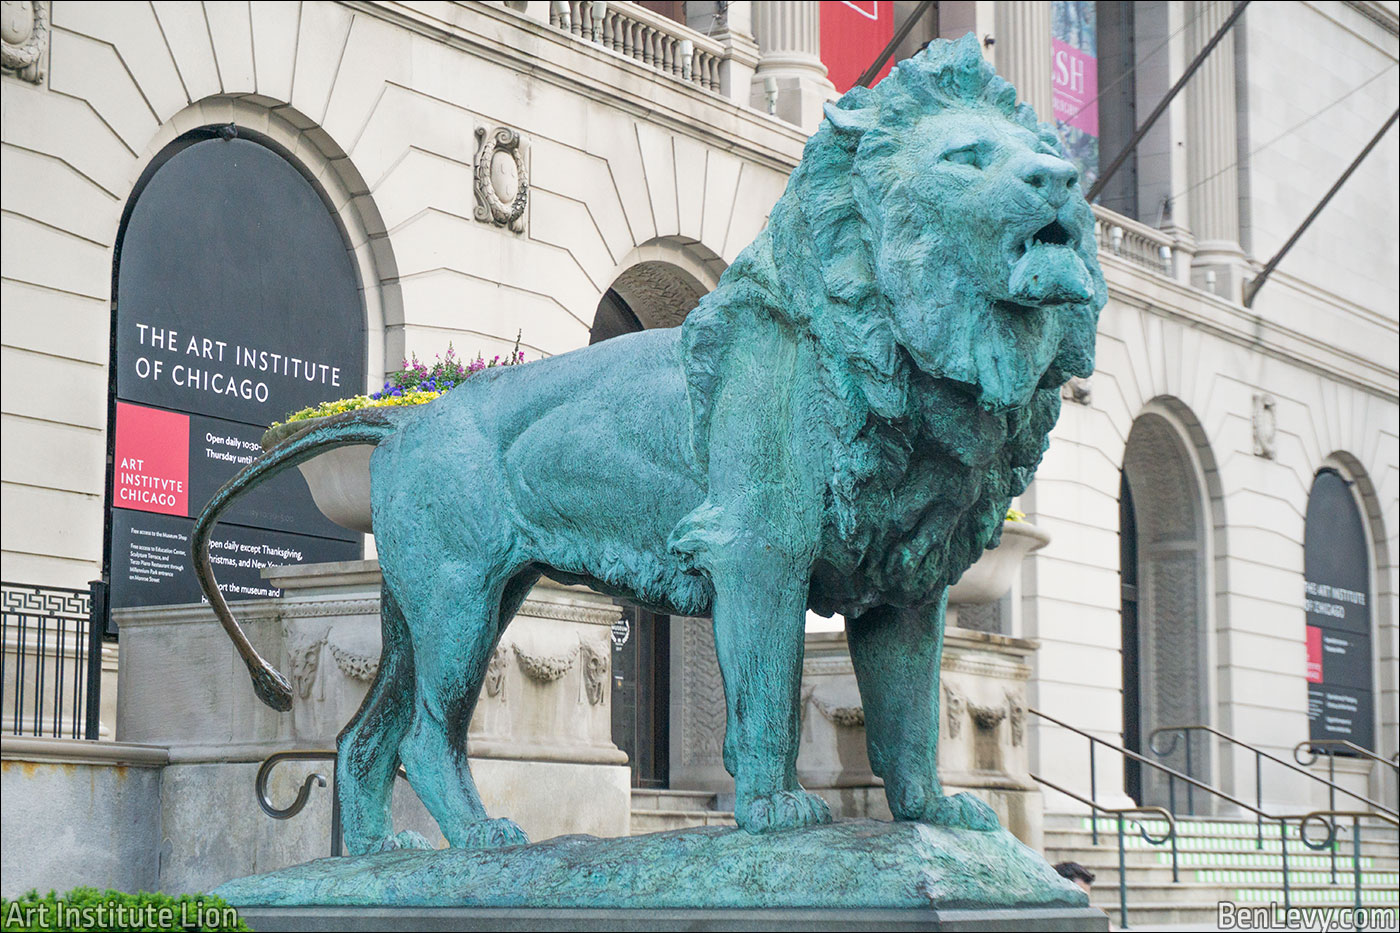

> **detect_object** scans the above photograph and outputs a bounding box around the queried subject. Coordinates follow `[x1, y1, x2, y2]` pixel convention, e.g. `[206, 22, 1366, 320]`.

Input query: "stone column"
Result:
[993, 1, 1053, 123]
[1184, 0, 1247, 300]
[750, 1, 836, 132]
[707, 1, 761, 106]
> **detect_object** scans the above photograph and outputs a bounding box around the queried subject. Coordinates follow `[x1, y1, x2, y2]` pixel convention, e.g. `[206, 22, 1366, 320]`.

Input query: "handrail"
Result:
[1033, 772, 1176, 930]
[1150, 724, 1397, 820]
[1031, 708, 1280, 830]
[1297, 810, 1400, 912]
[257, 749, 408, 857]
[1295, 738, 1400, 775]
[1034, 707, 1399, 905]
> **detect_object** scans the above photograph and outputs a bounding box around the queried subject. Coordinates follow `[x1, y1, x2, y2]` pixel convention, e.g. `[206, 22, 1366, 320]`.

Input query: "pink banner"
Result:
[1306, 625, 1323, 684]
[1052, 39, 1098, 136]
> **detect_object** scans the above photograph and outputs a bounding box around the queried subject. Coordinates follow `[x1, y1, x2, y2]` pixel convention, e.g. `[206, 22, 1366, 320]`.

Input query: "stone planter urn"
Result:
[262, 418, 374, 534]
[946, 520, 1051, 605]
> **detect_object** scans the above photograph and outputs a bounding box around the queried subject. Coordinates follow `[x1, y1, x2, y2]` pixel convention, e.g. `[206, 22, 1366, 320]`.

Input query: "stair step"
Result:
[1045, 830, 1397, 860]
[629, 808, 736, 834]
[1048, 845, 1394, 871]
[629, 788, 724, 811]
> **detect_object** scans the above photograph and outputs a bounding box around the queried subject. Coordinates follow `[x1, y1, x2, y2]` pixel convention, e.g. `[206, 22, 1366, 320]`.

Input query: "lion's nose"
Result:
[1017, 153, 1078, 209]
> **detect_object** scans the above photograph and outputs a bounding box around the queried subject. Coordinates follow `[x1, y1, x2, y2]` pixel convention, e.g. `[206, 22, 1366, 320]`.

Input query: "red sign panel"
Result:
[113, 402, 190, 517]
[820, 1, 895, 94]
[1305, 625, 1323, 684]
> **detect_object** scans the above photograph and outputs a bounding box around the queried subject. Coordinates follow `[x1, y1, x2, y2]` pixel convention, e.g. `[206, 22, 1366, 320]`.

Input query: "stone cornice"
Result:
[344, 1, 807, 174]
[1102, 254, 1400, 402]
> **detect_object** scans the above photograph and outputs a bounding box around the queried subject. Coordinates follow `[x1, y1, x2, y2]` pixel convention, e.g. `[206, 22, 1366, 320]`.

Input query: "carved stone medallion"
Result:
[1251, 392, 1277, 459]
[474, 126, 528, 232]
[1, 0, 48, 83]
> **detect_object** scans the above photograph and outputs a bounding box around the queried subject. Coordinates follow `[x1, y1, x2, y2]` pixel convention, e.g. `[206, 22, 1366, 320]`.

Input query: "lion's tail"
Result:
[191, 408, 404, 711]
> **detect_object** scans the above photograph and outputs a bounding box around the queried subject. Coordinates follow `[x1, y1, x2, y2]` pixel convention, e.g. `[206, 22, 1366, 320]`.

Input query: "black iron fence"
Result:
[1, 581, 107, 740]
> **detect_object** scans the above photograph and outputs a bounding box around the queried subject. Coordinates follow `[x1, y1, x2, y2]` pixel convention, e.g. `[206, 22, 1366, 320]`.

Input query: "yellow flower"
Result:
[272, 391, 444, 427]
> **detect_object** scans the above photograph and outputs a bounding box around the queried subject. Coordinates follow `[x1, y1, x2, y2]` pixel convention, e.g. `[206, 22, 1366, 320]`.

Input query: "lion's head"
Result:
[803, 33, 1104, 415]
[685, 34, 1103, 447]
[678, 35, 1105, 599]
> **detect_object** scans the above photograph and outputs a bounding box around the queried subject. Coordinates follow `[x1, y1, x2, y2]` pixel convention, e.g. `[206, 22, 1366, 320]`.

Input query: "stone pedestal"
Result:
[115, 561, 632, 892]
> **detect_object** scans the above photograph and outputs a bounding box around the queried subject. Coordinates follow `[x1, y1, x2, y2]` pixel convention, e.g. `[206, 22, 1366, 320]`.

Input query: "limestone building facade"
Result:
[2, 0, 1396, 878]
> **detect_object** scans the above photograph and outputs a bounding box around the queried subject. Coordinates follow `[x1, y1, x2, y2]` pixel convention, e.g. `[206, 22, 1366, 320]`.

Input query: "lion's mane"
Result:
[677, 35, 1105, 616]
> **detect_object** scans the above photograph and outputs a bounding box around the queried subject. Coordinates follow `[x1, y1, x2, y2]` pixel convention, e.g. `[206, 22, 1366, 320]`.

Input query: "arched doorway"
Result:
[105, 126, 368, 614]
[589, 264, 709, 789]
[1304, 469, 1376, 752]
[1120, 412, 1211, 808]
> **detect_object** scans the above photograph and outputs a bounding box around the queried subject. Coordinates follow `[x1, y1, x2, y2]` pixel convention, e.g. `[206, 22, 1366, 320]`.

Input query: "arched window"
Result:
[106, 128, 366, 613]
[1304, 470, 1375, 751]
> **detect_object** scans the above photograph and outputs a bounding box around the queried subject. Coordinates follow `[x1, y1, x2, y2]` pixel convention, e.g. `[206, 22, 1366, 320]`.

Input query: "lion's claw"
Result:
[738, 788, 832, 834]
[919, 792, 1000, 832]
[374, 829, 435, 852]
[456, 817, 529, 849]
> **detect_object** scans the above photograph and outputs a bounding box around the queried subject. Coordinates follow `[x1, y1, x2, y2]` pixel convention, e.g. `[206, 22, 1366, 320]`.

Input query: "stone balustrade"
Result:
[1093, 204, 1183, 279]
[549, 1, 724, 92]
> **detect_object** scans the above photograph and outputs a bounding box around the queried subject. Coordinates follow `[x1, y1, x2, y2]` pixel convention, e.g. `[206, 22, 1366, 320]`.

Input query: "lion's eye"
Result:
[943, 147, 983, 169]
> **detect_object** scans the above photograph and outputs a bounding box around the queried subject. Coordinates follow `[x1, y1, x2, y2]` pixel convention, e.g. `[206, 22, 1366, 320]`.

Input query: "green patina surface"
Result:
[213, 820, 1088, 909]
[192, 34, 1105, 906]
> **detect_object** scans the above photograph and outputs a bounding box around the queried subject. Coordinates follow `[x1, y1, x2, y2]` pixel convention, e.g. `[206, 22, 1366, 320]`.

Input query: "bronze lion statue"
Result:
[194, 34, 1104, 853]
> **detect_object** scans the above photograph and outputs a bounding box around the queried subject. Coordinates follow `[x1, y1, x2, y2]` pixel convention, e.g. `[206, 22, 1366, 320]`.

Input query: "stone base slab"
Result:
[214, 818, 1090, 912]
[158, 758, 631, 893]
[235, 906, 1108, 931]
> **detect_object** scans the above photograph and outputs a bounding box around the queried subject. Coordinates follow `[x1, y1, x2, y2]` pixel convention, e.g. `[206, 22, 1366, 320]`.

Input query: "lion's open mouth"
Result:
[1006, 219, 1093, 306]
[1012, 220, 1075, 259]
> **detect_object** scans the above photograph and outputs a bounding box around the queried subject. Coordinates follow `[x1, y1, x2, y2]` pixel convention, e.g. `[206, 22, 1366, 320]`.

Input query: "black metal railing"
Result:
[1031, 707, 1400, 919]
[1, 581, 107, 739]
[1032, 772, 1176, 930]
[1148, 724, 1397, 867]
[257, 749, 408, 857]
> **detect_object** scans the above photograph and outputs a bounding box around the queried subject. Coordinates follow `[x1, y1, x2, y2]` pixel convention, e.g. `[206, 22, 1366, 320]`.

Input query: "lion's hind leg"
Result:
[336, 582, 428, 854]
[395, 569, 530, 850]
[847, 593, 999, 832]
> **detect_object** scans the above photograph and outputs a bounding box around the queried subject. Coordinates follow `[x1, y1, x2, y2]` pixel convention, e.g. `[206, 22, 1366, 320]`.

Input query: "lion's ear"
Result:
[823, 101, 878, 137]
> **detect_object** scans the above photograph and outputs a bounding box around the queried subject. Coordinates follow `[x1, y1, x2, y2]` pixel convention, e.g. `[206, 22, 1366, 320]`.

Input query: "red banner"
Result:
[1305, 625, 1323, 684]
[820, 1, 895, 94]
[113, 402, 190, 517]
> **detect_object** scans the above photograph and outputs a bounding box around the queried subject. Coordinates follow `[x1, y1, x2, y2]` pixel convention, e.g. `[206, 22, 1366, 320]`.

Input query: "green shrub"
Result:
[0, 889, 250, 932]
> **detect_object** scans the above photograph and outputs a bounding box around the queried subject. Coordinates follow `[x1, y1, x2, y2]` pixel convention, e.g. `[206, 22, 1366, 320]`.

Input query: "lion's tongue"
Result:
[1009, 242, 1094, 305]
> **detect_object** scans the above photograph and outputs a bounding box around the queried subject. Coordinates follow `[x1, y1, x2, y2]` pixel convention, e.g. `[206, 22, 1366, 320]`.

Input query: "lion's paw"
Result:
[737, 788, 832, 834]
[455, 817, 529, 850]
[374, 829, 435, 852]
[918, 792, 1000, 832]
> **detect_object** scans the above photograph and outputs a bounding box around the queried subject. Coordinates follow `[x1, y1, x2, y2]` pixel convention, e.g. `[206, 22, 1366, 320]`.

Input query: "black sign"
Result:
[115, 137, 364, 425]
[1304, 470, 1373, 750]
[107, 132, 366, 611]
[111, 511, 358, 608]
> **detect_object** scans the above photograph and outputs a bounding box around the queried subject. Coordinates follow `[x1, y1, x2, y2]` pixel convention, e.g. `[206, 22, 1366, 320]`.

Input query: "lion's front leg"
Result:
[847, 592, 999, 831]
[708, 550, 831, 834]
